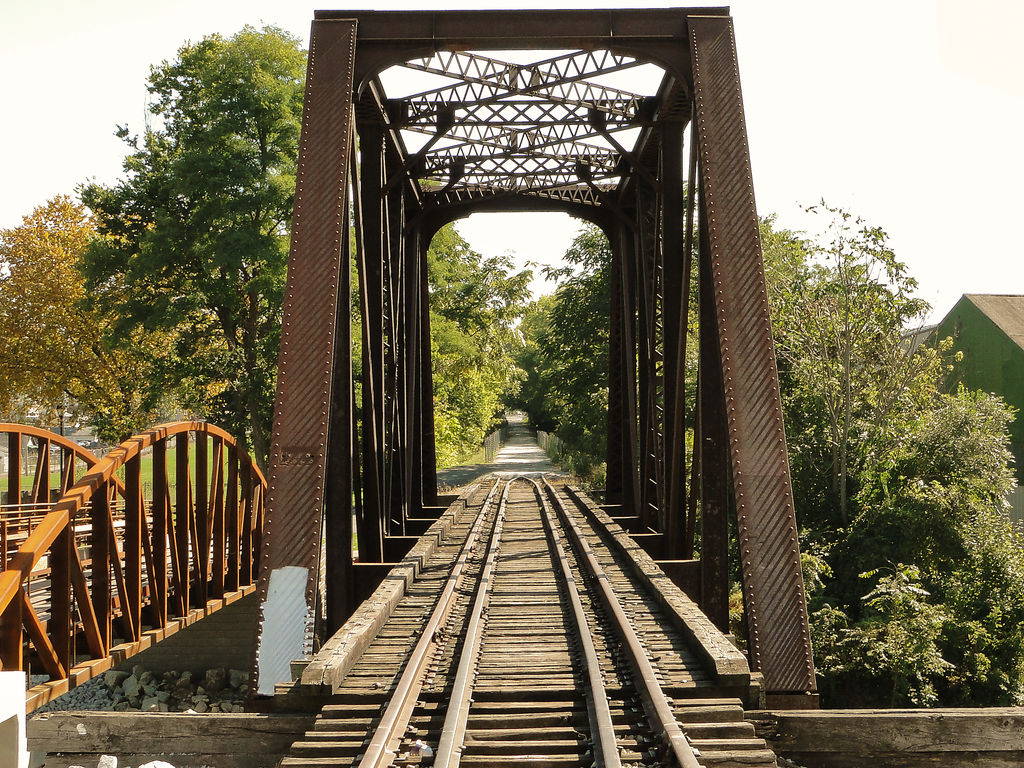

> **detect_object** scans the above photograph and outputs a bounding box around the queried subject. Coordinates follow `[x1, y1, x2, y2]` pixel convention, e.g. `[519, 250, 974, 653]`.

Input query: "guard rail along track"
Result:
[275, 477, 777, 767]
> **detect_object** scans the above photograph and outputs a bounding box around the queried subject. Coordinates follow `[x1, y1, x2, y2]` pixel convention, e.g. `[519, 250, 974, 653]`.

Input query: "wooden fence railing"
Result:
[0, 422, 266, 709]
[536, 429, 565, 462]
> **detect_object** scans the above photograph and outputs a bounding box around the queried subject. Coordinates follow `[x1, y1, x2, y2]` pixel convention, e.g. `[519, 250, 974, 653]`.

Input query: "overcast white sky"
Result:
[2, 0, 1022, 321]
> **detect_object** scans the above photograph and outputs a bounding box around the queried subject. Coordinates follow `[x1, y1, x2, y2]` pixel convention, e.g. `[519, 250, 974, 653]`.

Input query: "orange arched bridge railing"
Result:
[0, 422, 266, 710]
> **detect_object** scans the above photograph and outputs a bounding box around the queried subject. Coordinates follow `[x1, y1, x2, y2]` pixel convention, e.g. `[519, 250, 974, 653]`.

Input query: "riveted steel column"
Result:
[689, 14, 816, 698]
[418, 234, 438, 508]
[697, 195, 729, 633]
[382, 165, 408, 536]
[253, 19, 357, 695]
[381, 182, 398, 536]
[614, 222, 641, 518]
[606, 228, 626, 508]
[682, 112, 700, 558]
[662, 120, 687, 558]
[356, 121, 386, 562]
[325, 135, 357, 634]
[633, 185, 661, 528]
[403, 213, 422, 517]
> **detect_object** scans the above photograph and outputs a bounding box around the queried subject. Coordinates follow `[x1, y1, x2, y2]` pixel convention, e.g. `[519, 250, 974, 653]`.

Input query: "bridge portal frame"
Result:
[253, 8, 816, 706]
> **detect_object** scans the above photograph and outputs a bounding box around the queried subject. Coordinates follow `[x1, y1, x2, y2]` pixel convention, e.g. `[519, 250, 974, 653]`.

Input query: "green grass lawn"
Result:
[13, 444, 227, 498]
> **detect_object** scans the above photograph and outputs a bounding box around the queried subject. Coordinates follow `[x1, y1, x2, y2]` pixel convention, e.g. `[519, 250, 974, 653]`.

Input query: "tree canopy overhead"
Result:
[513, 224, 611, 482]
[428, 224, 531, 465]
[81, 25, 306, 463]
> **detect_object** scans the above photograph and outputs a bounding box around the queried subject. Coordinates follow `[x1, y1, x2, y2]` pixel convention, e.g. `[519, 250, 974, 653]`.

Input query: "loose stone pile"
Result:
[69, 758, 174, 768]
[36, 666, 249, 713]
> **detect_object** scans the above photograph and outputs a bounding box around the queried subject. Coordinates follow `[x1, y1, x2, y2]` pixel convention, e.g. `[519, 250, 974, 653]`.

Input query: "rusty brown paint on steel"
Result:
[688, 14, 816, 694]
[324, 135, 356, 632]
[125, 454, 142, 641]
[0, 422, 264, 703]
[251, 7, 815, 696]
[417, 234, 438, 507]
[661, 121, 686, 558]
[253, 18, 358, 673]
[697, 190, 730, 633]
[606, 243, 626, 508]
[633, 183, 659, 528]
[152, 441, 169, 625]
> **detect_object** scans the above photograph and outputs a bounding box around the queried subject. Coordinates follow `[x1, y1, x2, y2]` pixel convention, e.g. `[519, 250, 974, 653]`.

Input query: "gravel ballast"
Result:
[34, 665, 250, 714]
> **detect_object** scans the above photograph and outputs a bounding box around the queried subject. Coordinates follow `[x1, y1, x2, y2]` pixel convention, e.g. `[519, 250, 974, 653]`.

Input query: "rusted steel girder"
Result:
[0, 422, 264, 711]
[612, 223, 642, 520]
[633, 181, 661, 529]
[689, 14, 816, 699]
[661, 121, 687, 559]
[605, 234, 627, 510]
[255, 8, 816, 703]
[252, 19, 357, 696]
[325, 138, 357, 635]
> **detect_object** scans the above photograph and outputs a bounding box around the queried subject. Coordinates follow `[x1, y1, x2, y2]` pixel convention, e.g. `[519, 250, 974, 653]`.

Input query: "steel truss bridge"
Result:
[2, 8, 818, 764]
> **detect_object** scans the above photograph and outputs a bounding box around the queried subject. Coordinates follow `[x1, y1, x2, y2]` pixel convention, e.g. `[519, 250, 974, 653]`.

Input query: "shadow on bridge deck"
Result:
[436, 418, 567, 489]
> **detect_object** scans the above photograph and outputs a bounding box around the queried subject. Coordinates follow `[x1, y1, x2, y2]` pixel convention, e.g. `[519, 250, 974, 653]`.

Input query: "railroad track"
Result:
[282, 477, 777, 768]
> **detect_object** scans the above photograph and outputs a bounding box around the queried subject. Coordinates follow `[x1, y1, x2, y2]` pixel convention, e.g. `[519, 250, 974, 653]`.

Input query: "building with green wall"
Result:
[934, 294, 1024, 480]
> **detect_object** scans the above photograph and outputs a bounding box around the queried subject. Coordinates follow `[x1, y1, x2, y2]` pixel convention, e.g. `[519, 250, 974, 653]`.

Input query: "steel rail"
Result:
[356, 478, 503, 768]
[531, 478, 622, 768]
[542, 478, 702, 768]
[432, 478, 514, 768]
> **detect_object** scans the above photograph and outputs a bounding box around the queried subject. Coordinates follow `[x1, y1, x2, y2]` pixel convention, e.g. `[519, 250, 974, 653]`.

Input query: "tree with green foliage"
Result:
[0, 196, 98, 421]
[0, 196, 164, 438]
[835, 389, 1024, 705]
[763, 208, 1024, 707]
[765, 204, 932, 526]
[811, 564, 952, 707]
[427, 224, 531, 465]
[81, 25, 306, 465]
[514, 294, 557, 430]
[516, 206, 1024, 706]
[513, 224, 610, 481]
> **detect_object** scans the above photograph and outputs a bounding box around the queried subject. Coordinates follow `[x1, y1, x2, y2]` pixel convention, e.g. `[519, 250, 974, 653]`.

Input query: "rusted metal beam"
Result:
[613, 223, 642, 519]
[226, 448, 240, 592]
[662, 120, 686, 558]
[90, 479, 111, 652]
[6, 432, 20, 515]
[174, 435, 191, 616]
[320, 8, 721, 58]
[633, 184, 660, 527]
[688, 13, 816, 698]
[125, 453, 142, 641]
[682, 111, 700, 558]
[357, 121, 387, 561]
[417, 233, 438, 509]
[697, 198, 730, 633]
[253, 18, 358, 696]
[606, 225, 626, 508]
[152, 441, 169, 626]
[325, 136, 357, 634]
[383, 159, 407, 536]
[211, 436, 226, 600]
[20, 589, 64, 679]
[0, 576, 21, 671]
[402, 217, 422, 518]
